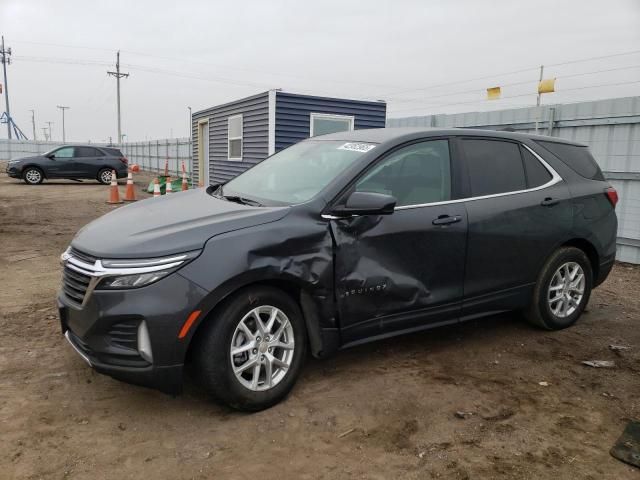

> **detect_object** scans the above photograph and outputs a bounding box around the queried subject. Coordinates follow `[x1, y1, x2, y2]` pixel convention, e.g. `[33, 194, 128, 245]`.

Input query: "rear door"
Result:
[47, 146, 78, 177]
[458, 137, 572, 316]
[74, 146, 104, 178]
[330, 138, 468, 344]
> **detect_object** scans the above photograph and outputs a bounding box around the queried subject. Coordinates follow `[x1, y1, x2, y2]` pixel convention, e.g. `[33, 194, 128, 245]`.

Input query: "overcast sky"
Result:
[1, 0, 639, 142]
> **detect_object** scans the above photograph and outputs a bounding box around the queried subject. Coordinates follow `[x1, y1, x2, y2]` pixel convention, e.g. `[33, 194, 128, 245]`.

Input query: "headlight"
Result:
[94, 251, 200, 290]
[99, 271, 173, 289]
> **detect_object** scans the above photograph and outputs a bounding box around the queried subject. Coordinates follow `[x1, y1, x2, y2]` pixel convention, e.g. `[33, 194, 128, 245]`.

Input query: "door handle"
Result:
[432, 215, 462, 226]
[540, 197, 559, 207]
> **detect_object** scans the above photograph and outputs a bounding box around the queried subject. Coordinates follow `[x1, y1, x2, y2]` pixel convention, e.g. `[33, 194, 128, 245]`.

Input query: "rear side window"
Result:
[461, 139, 526, 196]
[536, 141, 604, 180]
[521, 147, 552, 188]
[75, 147, 102, 157]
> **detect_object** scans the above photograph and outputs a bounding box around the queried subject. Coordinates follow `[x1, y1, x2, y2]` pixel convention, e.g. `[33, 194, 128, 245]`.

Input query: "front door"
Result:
[330, 139, 467, 344]
[47, 146, 77, 177]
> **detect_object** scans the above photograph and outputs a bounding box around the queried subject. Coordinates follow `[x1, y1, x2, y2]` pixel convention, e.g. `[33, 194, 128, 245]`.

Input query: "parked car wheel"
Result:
[23, 167, 44, 185]
[97, 168, 113, 185]
[194, 286, 307, 411]
[526, 247, 593, 330]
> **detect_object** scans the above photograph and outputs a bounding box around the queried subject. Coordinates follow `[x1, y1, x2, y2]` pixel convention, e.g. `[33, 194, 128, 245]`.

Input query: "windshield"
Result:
[220, 140, 376, 205]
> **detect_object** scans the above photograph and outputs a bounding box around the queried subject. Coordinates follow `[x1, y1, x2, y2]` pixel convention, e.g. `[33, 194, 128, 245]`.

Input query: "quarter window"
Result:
[522, 147, 552, 188]
[462, 139, 526, 196]
[228, 115, 243, 160]
[356, 140, 451, 207]
[310, 113, 354, 137]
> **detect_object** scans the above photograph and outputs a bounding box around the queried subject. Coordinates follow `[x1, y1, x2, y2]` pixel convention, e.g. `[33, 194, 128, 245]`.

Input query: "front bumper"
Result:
[5, 164, 22, 178]
[58, 271, 208, 394]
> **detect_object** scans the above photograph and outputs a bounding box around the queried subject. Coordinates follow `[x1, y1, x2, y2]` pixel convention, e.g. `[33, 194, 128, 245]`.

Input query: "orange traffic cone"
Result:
[165, 175, 173, 194]
[107, 170, 123, 204]
[123, 171, 137, 202]
[163, 159, 169, 177]
[153, 178, 161, 197]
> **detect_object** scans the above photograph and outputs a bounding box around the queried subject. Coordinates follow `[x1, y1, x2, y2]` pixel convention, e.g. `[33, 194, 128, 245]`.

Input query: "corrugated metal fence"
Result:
[0, 138, 193, 176]
[388, 96, 640, 264]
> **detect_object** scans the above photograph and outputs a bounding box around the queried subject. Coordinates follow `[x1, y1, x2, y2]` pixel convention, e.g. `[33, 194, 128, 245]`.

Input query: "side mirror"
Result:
[46, 154, 55, 159]
[331, 191, 396, 217]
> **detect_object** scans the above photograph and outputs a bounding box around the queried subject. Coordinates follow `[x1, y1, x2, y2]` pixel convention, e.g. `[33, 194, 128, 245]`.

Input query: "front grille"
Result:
[62, 265, 91, 305]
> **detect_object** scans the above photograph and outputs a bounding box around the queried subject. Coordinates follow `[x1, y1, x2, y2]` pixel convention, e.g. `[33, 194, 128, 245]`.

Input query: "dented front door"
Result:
[330, 205, 467, 344]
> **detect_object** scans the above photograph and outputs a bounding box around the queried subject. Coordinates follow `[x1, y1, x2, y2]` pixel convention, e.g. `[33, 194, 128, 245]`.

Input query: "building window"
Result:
[310, 113, 354, 137]
[228, 114, 243, 160]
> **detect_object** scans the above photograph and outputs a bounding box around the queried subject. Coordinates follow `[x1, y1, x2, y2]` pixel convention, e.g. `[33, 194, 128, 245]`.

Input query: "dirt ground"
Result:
[1, 168, 639, 480]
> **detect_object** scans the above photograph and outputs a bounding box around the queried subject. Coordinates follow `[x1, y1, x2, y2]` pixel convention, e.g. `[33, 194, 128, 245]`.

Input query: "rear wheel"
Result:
[98, 168, 113, 185]
[23, 167, 44, 185]
[526, 247, 593, 330]
[194, 286, 307, 411]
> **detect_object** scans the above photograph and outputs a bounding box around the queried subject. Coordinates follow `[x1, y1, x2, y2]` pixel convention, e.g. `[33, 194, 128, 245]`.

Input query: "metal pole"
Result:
[46, 121, 54, 141]
[57, 105, 69, 142]
[1, 36, 12, 139]
[29, 110, 36, 140]
[107, 51, 129, 143]
[535, 65, 544, 134]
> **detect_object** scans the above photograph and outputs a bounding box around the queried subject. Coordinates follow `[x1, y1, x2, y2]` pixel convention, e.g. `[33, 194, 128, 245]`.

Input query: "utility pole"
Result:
[57, 105, 69, 142]
[29, 110, 36, 140]
[536, 65, 544, 107]
[1, 36, 12, 139]
[535, 65, 544, 133]
[41, 127, 48, 141]
[46, 121, 54, 141]
[107, 51, 129, 144]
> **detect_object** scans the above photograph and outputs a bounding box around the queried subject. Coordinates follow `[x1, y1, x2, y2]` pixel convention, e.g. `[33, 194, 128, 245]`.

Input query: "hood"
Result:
[11, 155, 43, 163]
[71, 188, 290, 258]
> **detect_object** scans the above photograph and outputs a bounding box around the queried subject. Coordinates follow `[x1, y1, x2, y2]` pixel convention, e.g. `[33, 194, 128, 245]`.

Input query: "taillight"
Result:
[605, 186, 618, 207]
[119, 157, 129, 165]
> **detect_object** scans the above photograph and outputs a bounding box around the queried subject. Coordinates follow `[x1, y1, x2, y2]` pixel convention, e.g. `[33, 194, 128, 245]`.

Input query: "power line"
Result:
[387, 80, 640, 115]
[376, 49, 640, 99]
[389, 64, 640, 105]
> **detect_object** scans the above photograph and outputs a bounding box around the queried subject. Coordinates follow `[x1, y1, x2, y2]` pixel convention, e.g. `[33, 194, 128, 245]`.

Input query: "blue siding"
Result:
[192, 92, 269, 184]
[274, 92, 386, 151]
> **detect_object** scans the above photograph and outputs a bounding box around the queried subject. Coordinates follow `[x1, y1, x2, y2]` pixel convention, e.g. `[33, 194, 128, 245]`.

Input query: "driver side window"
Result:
[356, 139, 451, 207]
[53, 147, 75, 159]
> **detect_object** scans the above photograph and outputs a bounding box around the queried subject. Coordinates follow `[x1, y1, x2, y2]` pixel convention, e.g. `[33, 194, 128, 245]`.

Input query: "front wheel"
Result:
[23, 167, 44, 185]
[194, 286, 307, 411]
[526, 247, 593, 330]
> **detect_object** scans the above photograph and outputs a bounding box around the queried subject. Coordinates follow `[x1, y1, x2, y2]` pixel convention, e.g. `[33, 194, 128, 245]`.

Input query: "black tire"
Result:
[194, 286, 307, 411]
[526, 247, 593, 330]
[23, 167, 44, 185]
[97, 168, 113, 185]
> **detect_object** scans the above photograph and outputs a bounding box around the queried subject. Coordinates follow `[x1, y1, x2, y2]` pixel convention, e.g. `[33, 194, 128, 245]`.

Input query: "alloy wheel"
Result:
[230, 305, 295, 391]
[25, 169, 42, 184]
[547, 261, 585, 318]
[100, 170, 112, 184]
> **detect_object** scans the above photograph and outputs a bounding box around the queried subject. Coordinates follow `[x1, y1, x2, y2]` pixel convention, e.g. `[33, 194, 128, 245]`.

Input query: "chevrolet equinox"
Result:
[58, 128, 618, 411]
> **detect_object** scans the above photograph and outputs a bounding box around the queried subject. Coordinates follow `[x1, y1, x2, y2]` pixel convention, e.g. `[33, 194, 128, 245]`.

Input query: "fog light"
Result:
[137, 321, 153, 363]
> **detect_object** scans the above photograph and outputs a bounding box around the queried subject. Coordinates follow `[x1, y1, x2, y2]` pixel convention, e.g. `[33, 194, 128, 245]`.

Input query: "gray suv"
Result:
[58, 128, 618, 411]
[6, 145, 128, 185]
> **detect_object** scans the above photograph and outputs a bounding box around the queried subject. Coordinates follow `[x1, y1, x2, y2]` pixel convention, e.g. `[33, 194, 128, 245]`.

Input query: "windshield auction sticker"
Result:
[338, 143, 377, 153]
